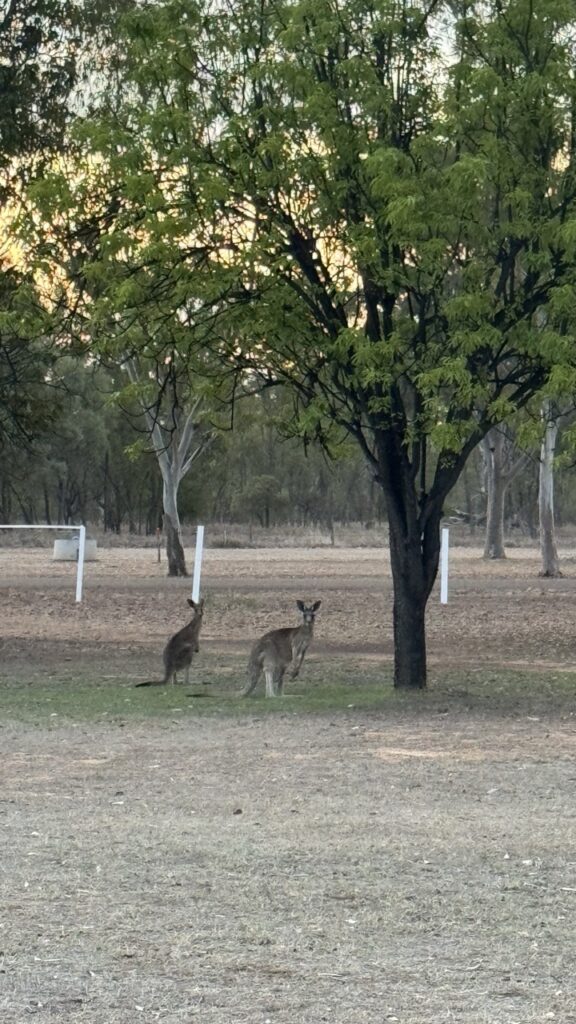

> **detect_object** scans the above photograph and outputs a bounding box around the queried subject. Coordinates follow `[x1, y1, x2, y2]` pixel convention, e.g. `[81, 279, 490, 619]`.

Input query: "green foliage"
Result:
[36, 0, 576, 472]
[0, 270, 61, 450]
[0, 1, 136, 450]
[0, 1, 76, 166]
[199, 388, 381, 527]
[21, 0, 576, 684]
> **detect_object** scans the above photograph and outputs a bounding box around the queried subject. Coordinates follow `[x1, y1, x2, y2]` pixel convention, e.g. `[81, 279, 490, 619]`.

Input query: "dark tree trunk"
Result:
[56, 480, 64, 523]
[0, 477, 12, 521]
[12, 484, 34, 524]
[390, 564, 428, 688]
[145, 493, 159, 535]
[387, 520, 441, 689]
[462, 462, 475, 536]
[378, 426, 443, 690]
[102, 451, 110, 532]
[164, 512, 188, 576]
[43, 483, 51, 525]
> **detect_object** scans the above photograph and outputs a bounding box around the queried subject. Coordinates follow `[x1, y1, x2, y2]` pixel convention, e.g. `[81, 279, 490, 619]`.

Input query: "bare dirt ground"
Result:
[2, 543, 576, 672]
[0, 544, 576, 1022]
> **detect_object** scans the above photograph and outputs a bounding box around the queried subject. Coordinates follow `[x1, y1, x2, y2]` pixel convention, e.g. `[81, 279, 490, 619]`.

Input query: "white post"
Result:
[76, 525, 86, 603]
[191, 525, 205, 602]
[440, 526, 449, 605]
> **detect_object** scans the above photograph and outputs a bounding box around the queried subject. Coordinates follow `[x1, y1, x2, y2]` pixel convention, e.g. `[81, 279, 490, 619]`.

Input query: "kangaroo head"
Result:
[296, 600, 321, 625]
[187, 598, 204, 617]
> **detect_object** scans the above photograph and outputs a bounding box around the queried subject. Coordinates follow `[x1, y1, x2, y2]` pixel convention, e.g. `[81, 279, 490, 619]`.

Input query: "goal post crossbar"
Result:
[0, 525, 87, 602]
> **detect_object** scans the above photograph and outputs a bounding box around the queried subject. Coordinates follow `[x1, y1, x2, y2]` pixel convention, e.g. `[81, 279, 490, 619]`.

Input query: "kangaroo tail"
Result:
[241, 655, 262, 697]
[134, 679, 167, 688]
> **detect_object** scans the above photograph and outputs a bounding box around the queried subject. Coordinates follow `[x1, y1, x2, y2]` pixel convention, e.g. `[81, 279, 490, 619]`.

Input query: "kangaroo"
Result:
[135, 598, 204, 688]
[242, 600, 321, 698]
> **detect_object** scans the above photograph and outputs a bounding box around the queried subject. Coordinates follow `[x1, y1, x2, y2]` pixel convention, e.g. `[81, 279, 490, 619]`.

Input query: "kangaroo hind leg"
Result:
[276, 666, 287, 695]
[264, 667, 278, 698]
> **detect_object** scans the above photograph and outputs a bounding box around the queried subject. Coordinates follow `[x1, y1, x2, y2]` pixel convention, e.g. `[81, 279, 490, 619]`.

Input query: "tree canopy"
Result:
[26, 0, 576, 686]
[0, 0, 126, 448]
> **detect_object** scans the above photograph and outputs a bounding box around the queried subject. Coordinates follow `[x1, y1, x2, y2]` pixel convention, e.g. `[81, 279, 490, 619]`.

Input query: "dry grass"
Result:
[1, 544, 576, 1022]
[1, 711, 575, 1023]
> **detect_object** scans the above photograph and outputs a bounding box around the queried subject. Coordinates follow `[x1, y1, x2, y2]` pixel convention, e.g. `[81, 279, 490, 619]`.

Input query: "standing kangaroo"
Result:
[135, 598, 204, 687]
[243, 600, 321, 698]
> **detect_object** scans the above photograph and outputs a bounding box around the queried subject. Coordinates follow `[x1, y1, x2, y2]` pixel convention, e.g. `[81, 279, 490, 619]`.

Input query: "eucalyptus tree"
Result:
[16, 0, 218, 569]
[539, 400, 562, 577]
[480, 424, 532, 559]
[31, 0, 576, 687]
[123, 353, 213, 575]
[537, 399, 576, 577]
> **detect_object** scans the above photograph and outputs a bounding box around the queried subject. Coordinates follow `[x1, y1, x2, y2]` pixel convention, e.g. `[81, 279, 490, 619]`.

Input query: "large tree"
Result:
[123, 354, 213, 576]
[0, 0, 75, 448]
[0, 0, 135, 449]
[29, 0, 576, 687]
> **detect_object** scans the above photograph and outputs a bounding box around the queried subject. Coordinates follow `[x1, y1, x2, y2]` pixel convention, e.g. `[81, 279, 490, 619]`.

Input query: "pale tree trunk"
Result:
[163, 469, 188, 577]
[481, 427, 531, 559]
[125, 360, 212, 577]
[539, 400, 562, 577]
[483, 430, 507, 558]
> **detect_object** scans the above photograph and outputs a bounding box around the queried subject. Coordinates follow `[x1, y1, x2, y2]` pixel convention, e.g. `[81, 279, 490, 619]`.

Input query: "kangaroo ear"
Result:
[312, 600, 322, 611]
[296, 600, 305, 612]
[187, 599, 196, 608]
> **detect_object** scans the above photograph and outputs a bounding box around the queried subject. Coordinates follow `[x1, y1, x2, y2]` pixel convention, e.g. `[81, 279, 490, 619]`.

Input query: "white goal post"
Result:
[0, 525, 87, 602]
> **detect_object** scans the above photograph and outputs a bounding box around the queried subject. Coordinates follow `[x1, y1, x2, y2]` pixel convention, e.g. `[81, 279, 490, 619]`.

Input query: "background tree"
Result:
[204, 387, 379, 535]
[537, 399, 576, 577]
[480, 424, 532, 559]
[0, 0, 135, 449]
[124, 355, 213, 576]
[0, 358, 156, 528]
[538, 400, 562, 577]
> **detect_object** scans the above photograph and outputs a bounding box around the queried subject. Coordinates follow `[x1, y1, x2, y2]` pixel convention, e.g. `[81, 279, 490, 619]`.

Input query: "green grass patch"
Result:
[0, 666, 396, 725]
[0, 656, 575, 726]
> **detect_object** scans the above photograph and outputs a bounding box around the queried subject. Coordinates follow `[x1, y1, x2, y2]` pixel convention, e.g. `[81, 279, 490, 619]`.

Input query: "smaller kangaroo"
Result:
[243, 600, 321, 698]
[135, 598, 204, 688]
